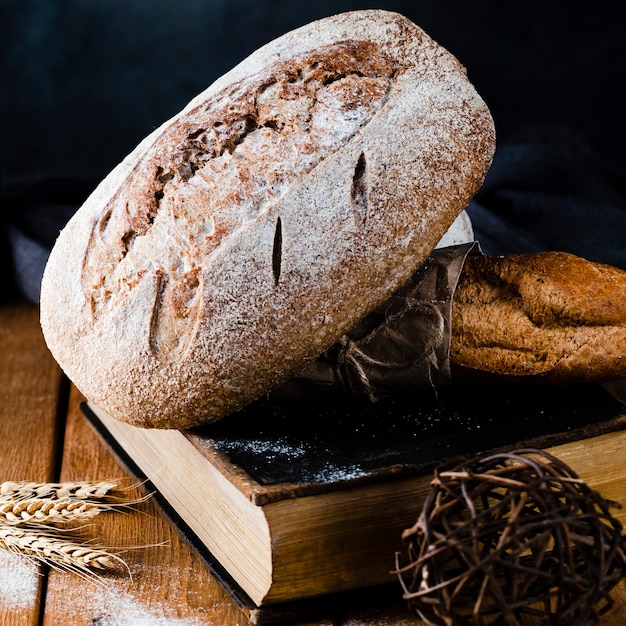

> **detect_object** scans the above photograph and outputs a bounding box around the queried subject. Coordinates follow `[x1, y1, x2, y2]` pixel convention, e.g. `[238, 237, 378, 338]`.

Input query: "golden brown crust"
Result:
[450, 252, 626, 384]
[80, 39, 398, 359]
[40, 10, 495, 428]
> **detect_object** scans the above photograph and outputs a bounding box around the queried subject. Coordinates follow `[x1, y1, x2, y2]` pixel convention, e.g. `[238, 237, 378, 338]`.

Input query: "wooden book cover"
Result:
[83, 382, 626, 624]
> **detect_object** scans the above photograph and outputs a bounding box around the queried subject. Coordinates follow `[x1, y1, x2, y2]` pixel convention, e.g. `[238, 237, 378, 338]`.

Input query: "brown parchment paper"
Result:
[279, 242, 480, 400]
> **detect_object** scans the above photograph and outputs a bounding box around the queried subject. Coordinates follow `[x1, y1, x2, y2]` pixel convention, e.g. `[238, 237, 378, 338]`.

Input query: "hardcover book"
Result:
[84, 381, 626, 624]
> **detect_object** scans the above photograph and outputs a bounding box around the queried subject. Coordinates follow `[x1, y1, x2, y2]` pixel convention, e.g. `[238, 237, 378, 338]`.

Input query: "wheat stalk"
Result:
[0, 524, 124, 575]
[0, 480, 151, 526]
[0, 480, 152, 580]
[0, 498, 104, 525]
[1, 480, 128, 502]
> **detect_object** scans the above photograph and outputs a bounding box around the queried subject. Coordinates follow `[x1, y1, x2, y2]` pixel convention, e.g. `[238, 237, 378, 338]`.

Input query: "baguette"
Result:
[40, 10, 495, 429]
[450, 252, 626, 383]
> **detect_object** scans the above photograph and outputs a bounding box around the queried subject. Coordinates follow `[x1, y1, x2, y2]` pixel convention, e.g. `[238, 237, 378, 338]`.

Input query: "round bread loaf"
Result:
[40, 10, 495, 428]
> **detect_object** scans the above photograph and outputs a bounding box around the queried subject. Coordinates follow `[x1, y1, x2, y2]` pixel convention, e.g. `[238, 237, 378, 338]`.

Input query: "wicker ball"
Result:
[396, 449, 626, 625]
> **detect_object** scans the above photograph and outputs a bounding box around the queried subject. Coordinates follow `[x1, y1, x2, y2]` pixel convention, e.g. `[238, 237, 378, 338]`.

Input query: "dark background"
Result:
[2, 0, 626, 302]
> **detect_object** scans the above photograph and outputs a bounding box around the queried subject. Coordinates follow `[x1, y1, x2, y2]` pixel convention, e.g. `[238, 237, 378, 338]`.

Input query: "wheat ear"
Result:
[0, 481, 151, 526]
[0, 498, 105, 525]
[1, 480, 129, 502]
[0, 525, 125, 577]
[0, 480, 153, 582]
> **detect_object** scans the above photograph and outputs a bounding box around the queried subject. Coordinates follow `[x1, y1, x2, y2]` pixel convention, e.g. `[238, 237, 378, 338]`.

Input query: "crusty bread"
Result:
[40, 10, 495, 429]
[450, 252, 626, 383]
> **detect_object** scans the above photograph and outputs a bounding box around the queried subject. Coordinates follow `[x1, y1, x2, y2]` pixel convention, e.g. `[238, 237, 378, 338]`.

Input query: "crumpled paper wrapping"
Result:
[279, 242, 480, 400]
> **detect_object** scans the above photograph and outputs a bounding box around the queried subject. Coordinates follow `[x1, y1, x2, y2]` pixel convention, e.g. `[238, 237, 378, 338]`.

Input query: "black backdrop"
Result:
[2, 0, 626, 302]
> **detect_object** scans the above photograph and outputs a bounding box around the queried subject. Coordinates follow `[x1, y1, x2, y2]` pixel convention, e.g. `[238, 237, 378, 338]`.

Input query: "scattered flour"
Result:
[0, 542, 240, 623]
[0, 551, 40, 610]
[47, 565, 240, 626]
[216, 437, 369, 483]
[302, 463, 368, 483]
[224, 438, 308, 461]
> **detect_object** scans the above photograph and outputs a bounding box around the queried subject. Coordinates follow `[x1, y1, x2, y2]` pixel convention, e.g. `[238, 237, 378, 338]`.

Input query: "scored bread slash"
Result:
[40, 10, 495, 429]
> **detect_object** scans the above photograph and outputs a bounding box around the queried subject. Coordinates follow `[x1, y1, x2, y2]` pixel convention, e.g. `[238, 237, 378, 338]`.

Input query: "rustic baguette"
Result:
[40, 10, 495, 429]
[450, 252, 626, 384]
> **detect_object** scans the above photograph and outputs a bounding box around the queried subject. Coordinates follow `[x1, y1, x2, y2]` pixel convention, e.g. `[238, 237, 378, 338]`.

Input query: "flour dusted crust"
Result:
[451, 252, 626, 383]
[40, 10, 495, 428]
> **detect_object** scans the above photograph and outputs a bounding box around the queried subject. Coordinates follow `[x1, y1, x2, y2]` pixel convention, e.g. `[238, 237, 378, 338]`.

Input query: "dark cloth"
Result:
[468, 126, 626, 270]
[1, 178, 96, 303]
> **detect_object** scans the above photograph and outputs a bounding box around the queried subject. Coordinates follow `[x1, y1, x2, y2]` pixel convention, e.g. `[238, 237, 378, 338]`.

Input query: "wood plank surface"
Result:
[2, 298, 626, 625]
[0, 300, 65, 626]
[42, 385, 258, 625]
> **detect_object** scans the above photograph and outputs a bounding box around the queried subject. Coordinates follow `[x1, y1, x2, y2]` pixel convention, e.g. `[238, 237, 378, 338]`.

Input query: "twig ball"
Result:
[396, 449, 626, 625]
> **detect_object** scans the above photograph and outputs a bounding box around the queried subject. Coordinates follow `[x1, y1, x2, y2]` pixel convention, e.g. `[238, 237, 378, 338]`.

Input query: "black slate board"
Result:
[194, 383, 626, 488]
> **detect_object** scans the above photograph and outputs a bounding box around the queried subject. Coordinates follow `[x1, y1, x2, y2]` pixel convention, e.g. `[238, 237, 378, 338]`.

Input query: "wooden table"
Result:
[2, 298, 626, 625]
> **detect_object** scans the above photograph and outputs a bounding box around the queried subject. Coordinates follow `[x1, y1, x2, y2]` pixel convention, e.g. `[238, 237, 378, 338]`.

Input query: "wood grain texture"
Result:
[0, 300, 64, 626]
[0, 300, 64, 480]
[41, 385, 249, 625]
